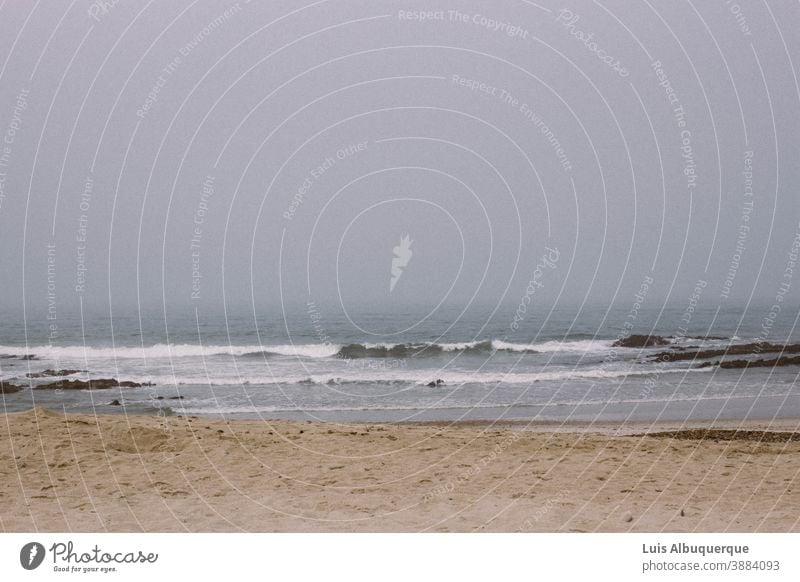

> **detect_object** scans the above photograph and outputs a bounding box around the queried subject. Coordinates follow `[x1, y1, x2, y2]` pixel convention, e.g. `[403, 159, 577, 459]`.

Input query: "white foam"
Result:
[439, 341, 484, 351]
[0, 343, 341, 360]
[141, 365, 708, 387]
[526, 339, 615, 353]
[0, 338, 623, 361]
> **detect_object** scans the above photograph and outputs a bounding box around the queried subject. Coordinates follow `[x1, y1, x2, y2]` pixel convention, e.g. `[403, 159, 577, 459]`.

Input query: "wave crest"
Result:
[0, 338, 616, 361]
[139, 365, 707, 387]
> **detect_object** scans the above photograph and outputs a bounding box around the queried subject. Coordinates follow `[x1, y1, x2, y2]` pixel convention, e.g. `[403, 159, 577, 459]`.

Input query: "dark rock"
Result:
[34, 378, 151, 390]
[0, 381, 23, 394]
[26, 369, 85, 379]
[427, 379, 445, 387]
[168, 396, 184, 400]
[719, 355, 800, 369]
[109, 399, 122, 406]
[651, 342, 800, 363]
[612, 335, 670, 348]
[20, 354, 38, 360]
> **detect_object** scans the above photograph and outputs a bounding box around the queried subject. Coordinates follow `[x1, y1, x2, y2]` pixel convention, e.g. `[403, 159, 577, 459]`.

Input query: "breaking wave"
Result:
[0, 338, 618, 362]
[138, 365, 708, 387]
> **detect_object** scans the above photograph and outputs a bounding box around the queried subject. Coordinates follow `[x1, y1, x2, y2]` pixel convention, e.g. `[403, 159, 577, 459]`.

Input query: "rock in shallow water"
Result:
[718, 355, 800, 369]
[0, 381, 23, 394]
[26, 369, 86, 378]
[652, 342, 800, 363]
[34, 378, 151, 390]
[612, 335, 670, 348]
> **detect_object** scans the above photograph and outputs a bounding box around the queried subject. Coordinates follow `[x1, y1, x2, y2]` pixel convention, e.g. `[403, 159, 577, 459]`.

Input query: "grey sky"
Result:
[0, 0, 797, 318]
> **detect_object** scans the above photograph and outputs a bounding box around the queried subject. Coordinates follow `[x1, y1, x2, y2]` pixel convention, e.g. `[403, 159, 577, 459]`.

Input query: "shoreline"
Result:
[404, 417, 800, 435]
[2, 408, 799, 532]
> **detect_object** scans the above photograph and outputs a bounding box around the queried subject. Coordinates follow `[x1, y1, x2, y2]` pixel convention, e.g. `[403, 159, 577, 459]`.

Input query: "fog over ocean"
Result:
[0, 2, 797, 424]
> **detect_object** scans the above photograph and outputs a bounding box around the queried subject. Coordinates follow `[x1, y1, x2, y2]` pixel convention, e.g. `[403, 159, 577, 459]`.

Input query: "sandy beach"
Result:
[1, 408, 798, 532]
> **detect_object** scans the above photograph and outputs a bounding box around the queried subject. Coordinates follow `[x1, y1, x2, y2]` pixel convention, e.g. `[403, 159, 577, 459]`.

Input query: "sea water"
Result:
[1, 303, 798, 423]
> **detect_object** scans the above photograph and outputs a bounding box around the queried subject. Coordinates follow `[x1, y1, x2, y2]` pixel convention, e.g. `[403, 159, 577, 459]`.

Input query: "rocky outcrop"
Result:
[426, 379, 445, 387]
[717, 355, 800, 369]
[34, 378, 151, 390]
[0, 381, 23, 394]
[613, 335, 670, 348]
[653, 342, 800, 363]
[26, 369, 85, 379]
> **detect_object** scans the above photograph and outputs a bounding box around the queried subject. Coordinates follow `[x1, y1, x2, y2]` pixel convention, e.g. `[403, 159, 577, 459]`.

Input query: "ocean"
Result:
[1, 304, 798, 423]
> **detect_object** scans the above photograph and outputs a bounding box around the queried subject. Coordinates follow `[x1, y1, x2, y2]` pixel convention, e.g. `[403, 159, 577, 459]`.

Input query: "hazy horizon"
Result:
[0, 1, 797, 327]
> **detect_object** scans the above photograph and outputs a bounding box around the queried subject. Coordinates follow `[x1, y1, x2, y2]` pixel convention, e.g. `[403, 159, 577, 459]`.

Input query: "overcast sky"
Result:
[0, 0, 797, 318]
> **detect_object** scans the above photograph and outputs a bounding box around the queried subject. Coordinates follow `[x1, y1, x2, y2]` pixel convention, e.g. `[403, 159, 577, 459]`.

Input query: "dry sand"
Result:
[1, 408, 799, 532]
